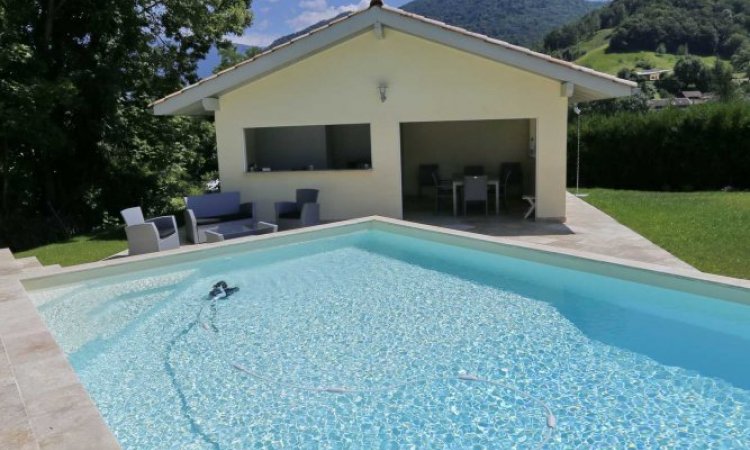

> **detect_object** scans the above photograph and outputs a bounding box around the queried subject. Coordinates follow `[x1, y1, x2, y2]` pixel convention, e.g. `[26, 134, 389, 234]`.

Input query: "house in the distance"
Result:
[680, 91, 715, 105]
[153, 1, 635, 223]
[648, 97, 693, 110]
[635, 68, 672, 81]
[648, 90, 718, 110]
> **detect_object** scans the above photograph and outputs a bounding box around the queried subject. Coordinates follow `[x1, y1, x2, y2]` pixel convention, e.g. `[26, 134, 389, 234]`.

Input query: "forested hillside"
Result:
[544, 0, 750, 74]
[401, 0, 602, 46]
[267, 0, 603, 51]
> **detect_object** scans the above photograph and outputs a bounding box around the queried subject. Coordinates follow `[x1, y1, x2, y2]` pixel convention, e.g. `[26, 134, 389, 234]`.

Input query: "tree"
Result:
[0, 0, 253, 249]
[710, 59, 737, 100]
[545, 0, 750, 59]
[732, 43, 750, 74]
[214, 44, 263, 73]
[674, 56, 710, 91]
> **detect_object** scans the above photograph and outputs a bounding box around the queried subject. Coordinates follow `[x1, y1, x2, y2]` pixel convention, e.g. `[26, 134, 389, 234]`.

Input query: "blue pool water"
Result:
[31, 230, 750, 449]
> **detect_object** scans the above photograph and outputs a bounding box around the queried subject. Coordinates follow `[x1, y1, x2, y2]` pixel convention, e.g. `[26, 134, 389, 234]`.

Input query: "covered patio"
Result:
[401, 118, 536, 218]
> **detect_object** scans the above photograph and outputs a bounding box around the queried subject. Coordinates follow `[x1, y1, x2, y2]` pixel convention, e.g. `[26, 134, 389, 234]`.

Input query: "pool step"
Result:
[20, 264, 64, 279]
[0, 247, 14, 262]
[0, 256, 22, 279]
[15, 256, 43, 270]
[0, 249, 63, 279]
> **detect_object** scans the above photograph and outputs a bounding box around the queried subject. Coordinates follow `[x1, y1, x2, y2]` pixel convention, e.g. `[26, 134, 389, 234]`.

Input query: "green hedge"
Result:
[570, 102, 750, 190]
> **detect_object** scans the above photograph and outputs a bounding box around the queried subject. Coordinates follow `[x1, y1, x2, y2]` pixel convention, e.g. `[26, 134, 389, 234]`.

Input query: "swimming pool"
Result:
[26, 221, 750, 449]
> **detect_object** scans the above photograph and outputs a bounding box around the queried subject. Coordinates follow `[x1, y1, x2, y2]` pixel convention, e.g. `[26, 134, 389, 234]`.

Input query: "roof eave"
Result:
[152, 8, 378, 116]
[153, 6, 636, 116]
[376, 7, 636, 101]
[571, 83, 636, 104]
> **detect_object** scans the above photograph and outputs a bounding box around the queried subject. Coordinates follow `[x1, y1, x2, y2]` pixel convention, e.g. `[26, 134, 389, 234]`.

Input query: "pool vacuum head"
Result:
[209, 281, 239, 299]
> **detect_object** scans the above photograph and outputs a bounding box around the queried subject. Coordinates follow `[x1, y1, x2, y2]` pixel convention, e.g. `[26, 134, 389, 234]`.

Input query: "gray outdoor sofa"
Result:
[184, 192, 256, 243]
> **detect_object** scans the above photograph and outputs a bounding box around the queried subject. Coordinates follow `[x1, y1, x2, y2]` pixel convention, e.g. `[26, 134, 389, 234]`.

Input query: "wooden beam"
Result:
[201, 97, 220, 112]
[373, 21, 384, 40]
[560, 81, 575, 98]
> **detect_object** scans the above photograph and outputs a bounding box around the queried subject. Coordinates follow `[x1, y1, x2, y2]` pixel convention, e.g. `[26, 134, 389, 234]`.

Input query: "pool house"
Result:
[152, 2, 636, 223]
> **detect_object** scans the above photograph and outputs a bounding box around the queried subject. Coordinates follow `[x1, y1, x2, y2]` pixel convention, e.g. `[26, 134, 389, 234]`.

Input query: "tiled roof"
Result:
[152, 4, 636, 112]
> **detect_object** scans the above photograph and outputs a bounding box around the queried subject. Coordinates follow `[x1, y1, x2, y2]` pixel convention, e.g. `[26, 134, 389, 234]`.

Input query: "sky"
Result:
[230, 0, 411, 48]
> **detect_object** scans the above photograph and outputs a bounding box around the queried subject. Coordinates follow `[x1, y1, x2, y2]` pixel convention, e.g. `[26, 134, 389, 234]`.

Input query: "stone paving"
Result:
[0, 254, 120, 450]
[405, 192, 695, 271]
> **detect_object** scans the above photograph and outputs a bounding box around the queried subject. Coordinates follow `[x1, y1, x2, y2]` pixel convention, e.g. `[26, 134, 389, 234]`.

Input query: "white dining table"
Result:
[452, 178, 500, 216]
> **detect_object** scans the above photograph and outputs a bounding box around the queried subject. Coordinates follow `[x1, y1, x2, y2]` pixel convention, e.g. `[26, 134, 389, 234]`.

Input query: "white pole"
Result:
[573, 105, 588, 198]
[576, 110, 581, 196]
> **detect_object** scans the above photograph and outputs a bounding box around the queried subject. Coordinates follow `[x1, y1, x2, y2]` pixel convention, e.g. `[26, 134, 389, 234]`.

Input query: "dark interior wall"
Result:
[400, 119, 534, 196]
[245, 124, 371, 171]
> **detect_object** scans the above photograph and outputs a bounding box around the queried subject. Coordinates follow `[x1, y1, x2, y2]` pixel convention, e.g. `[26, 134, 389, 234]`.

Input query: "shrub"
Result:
[569, 102, 750, 190]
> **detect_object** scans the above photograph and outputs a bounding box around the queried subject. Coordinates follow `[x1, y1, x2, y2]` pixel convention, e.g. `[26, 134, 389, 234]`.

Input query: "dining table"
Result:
[452, 177, 500, 216]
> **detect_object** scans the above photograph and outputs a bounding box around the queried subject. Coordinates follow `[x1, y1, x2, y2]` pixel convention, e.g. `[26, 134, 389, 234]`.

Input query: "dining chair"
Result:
[463, 175, 488, 215]
[418, 164, 439, 197]
[499, 162, 523, 203]
[432, 172, 453, 214]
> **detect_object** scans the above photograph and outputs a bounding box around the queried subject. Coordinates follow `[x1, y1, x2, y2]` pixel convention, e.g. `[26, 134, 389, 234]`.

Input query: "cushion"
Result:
[196, 217, 223, 226]
[158, 228, 176, 239]
[278, 210, 301, 220]
[185, 192, 241, 217]
[151, 220, 176, 239]
[196, 212, 252, 225]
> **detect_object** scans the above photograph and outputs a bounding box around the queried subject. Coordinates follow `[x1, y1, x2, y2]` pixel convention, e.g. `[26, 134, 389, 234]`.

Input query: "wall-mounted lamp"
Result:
[378, 83, 388, 103]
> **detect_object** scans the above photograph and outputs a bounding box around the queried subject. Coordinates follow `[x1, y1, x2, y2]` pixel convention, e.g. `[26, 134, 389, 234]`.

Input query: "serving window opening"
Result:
[244, 124, 372, 172]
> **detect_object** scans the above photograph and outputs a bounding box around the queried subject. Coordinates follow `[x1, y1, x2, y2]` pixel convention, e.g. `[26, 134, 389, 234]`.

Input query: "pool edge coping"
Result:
[3, 216, 750, 449]
[0, 278, 121, 450]
[370, 217, 750, 304]
[21, 216, 750, 303]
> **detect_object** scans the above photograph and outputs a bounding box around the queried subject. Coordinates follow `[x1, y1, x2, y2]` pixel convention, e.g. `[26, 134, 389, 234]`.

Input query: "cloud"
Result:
[287, 0, 369, 30]
[299, 0, 327, 11]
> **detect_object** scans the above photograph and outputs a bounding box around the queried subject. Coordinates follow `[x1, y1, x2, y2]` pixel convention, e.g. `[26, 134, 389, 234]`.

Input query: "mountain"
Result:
[543, 0, 750, 75]
[400, 0, 604, 46]
[197, 0, 605, 76]
[267, 1, 607, 49]
[266, 12, 352, 49]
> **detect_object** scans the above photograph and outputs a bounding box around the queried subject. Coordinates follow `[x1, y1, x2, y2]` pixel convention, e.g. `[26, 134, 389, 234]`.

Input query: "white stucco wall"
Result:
[215, 28, 568, 222]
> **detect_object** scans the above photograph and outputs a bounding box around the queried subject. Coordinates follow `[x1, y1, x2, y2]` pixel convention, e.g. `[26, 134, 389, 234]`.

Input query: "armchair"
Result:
[275, 189, 320, 230]
[120, 207, 180, 256]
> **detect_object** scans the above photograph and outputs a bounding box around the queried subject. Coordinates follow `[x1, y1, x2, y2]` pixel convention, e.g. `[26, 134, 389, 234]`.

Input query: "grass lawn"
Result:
[15, 231, 127, 267]
[582, 189, 750, 280]
[575, 43, 717, 75]
[573, 28, 614, 55]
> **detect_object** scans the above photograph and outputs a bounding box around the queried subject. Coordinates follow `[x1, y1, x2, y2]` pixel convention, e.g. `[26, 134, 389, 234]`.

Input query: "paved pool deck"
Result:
[0, 196, 699, 449]
[405, 193, 695, 271]
[0, 252, 119, 449]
